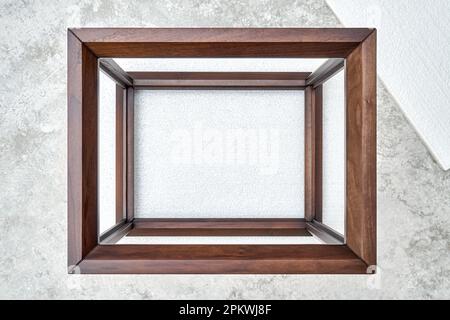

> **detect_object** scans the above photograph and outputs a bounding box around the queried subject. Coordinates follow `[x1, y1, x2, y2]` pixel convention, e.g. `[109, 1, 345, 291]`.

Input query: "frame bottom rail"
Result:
[76, 244, 369, 274]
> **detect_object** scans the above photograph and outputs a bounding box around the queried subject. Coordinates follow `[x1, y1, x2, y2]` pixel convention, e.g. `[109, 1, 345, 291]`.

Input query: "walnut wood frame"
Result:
[68, 28, 376, 274]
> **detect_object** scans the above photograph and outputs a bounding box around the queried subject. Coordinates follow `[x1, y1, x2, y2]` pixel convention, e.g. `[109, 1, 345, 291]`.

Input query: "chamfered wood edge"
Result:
[306, 58, 344, 87]
[345, 29, 377, 266]
[69, 27, 375, 43]
[75, 244, 369, 274]
[99, 58, 133, 87]
[129, 218, 311, 237]
[306, 220, 344, 244]
[99, 221, 133, 244]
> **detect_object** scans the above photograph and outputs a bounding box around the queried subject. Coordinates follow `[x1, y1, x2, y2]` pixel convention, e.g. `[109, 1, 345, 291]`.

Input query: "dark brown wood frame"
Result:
[68, 28, 376, 274]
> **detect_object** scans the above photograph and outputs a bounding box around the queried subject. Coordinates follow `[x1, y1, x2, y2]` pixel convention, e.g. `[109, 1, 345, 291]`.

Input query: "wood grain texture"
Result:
[78, 244, 368, 274]
[99, 222, 133, 244]
[129, 218, 310, 236]
[69, 28, 374, 58]
[305, 86, 314, 221]
[314, 85, 323, 222]
[345, 30, 377, 266]
[115, 85, 125, 223]
[305, 86, 322, 221]
[67, 30, 98, 268]
[126, 87, 134, 222]
[99, 58, 133, 87]
[306, 58, 345, 87]
[129, 72, 310, 87]
[305, 85, 323, 223]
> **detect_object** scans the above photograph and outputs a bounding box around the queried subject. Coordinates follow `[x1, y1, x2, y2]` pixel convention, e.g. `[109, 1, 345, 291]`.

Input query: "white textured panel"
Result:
[117, 236, 322, 245]
[327, 0, 450, 170]
[135, 90, 304, 218]
[322, 70, 345, 235]
[98, 71, 116, 234]
[114, 58, 326, 72]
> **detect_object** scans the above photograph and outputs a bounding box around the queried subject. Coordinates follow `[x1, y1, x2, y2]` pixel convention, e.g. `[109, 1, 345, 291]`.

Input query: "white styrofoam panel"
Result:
[327, 0, 450, 170]
[117, 236, 322, 245]
[322, 70, 345, 235]
[114, 58, 326, 72]
[134, 90, 305, 218]
[98, 71, 116, 233]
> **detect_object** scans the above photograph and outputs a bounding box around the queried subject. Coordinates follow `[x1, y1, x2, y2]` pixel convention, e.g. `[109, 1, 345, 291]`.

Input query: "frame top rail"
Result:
[69, 28, 374, 58]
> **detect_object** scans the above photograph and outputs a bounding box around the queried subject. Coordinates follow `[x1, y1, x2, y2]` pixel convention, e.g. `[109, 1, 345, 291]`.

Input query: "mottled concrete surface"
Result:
[0, 0, 448, 299]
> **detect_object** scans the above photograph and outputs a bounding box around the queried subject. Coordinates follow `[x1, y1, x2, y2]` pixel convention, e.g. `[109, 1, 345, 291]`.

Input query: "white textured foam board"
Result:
[327, 0, 450, 170]
[134, 89, 305, 218]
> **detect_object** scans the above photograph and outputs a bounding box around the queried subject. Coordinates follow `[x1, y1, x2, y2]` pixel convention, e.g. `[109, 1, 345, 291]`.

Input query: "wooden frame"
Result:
[68, 28, 376, 274]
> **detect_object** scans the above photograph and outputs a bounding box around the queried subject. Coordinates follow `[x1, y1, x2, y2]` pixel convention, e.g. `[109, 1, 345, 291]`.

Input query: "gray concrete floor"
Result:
[0, 0, 448, 299]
